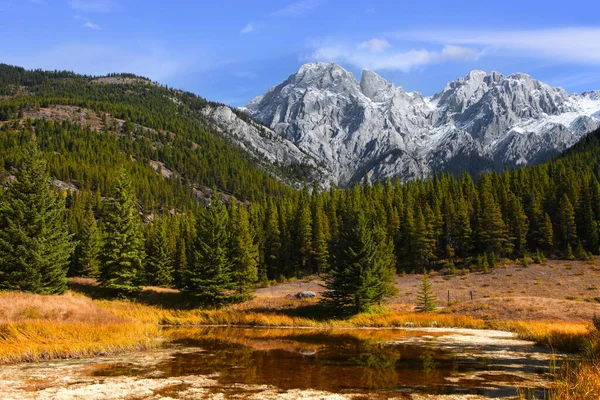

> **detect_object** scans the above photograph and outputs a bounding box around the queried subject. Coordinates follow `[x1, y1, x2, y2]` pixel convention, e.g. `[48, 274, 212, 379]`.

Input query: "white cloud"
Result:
[271, 0, 322, 17]
[357, 38, 390, 53]
[307, 40, 481, 72]
[69, 0, 118, 13]
[240, 23, 255, 34]
[83, 21, 100, 30]
[395, 27, 600, 65]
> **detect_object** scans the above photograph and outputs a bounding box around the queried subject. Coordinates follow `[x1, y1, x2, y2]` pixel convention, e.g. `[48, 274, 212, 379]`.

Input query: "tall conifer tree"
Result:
[228, 200, 259, 299]
[323, 207, 396, 314]
[71, 205, 101, 277]
[183, 193, 234, 305]
[0, 139, 73, 294]
[99, 170, 145, 297]
[146, 221, 174, 287]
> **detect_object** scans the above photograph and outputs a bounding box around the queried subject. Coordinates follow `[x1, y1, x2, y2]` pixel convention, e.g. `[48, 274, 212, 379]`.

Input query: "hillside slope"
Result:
[0, 64, 322, 209]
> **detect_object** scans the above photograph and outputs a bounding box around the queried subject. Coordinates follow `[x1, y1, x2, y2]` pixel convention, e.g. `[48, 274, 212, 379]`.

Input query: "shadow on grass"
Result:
[67, 279, 202, 310]
[241, 301, 344, 322]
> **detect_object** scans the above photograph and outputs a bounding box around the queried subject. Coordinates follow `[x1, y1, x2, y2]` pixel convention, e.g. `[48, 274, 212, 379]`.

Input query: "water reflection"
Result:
[91, 327, 553, 398]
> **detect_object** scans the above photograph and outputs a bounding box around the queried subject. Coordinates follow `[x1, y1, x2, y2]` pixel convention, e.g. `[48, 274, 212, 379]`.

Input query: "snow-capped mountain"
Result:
[240, 62, 600, 185]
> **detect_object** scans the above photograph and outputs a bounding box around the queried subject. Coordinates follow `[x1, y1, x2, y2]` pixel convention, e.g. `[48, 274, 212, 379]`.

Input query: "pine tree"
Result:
[0, 139, 73, 294]
[71, 205, 101, 277]
[98, 170, 145, 297]
[505, 192, 529, 257]
[477, 178, 510, 255]
[322, 208, 396, 315]
[538, 213, 555, 254]
[311, 195, 330, 274]
[263, 200, 281, 281]
[146, 221, 174, 287]
[183, 194, 234, 305]
[556, 194, 577, 254]
[294, 195, 313, 275]
[228, 200, 259, 300]
[416, 269, 436, 312]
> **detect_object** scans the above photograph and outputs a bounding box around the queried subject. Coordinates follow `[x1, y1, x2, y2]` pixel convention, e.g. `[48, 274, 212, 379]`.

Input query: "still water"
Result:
[87, 327, 556, 398]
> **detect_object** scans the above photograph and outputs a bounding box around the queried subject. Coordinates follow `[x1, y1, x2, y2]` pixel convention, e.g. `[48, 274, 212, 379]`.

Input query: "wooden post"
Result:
[447, 290, 450, 306]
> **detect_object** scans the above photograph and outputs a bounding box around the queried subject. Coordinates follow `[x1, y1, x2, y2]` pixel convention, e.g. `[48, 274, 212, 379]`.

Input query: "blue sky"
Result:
[2, 0, 600, 106]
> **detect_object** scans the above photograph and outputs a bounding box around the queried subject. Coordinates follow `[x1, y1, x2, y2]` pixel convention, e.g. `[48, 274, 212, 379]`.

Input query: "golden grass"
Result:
[494, 321, 591, 352]
[549, 360, 600, 399]
[0, 288, 595, 371]
[0, 291, 121, 323]
[0, 321, 162, 364]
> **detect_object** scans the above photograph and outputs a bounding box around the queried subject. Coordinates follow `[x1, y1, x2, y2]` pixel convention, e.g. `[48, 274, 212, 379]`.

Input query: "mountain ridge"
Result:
[241, 62, 600, 185]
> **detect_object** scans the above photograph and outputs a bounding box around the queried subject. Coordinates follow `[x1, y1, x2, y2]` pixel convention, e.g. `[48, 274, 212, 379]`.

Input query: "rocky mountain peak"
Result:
[241, 62, 600, 186]
[291, 62, 357, 92]
[360, 69, 394, 102]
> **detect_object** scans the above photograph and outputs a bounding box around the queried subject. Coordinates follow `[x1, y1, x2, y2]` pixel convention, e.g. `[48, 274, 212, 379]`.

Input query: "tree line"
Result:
[2, 125, 600, 312]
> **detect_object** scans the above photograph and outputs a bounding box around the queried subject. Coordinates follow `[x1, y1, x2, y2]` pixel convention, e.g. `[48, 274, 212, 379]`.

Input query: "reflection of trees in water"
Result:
[351, 341, 402, 389]
[420, 349, 436, 374]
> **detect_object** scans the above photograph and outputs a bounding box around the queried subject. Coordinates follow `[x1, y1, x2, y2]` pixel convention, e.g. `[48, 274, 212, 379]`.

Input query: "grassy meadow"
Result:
[1, 272, 600, 398]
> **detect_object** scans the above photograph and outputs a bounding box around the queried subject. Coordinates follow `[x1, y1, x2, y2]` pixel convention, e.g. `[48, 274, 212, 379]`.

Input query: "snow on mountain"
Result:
[241, 62, 600, 185]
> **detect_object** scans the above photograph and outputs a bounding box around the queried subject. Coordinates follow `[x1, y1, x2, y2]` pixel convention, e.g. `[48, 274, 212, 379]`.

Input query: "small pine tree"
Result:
[98, 170, 145, 297]
[416, 269, 436, 312]
[482, 254, 490, 273]
[565, 243, 575, 260]
[487, 252, 498, 269]
[574, 241, 588, 261]
[534, 249, 546, 264]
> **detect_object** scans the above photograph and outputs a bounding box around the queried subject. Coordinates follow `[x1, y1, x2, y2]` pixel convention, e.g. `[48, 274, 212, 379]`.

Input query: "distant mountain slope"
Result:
[0, 64, 322, 208]
[242, 62, 600, 185]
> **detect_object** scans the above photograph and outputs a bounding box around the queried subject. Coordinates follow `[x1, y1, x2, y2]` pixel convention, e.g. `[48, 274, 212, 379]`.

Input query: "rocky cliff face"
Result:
[240, 62, 600, 185]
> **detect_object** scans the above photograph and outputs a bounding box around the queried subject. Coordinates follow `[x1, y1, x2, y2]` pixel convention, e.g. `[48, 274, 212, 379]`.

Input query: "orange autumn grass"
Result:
[0, 291, 162, 364]
[99, 297, 591, 351]
[0, 290, 593, 365]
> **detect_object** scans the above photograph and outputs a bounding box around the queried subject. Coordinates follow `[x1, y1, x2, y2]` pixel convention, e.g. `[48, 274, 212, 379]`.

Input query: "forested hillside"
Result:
[2, 64, 600, 313]
[0, 64, 301, 208]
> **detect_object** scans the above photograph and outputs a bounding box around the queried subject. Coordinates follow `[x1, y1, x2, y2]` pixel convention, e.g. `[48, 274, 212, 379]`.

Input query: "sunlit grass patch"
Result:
[0, 321, 161, 364]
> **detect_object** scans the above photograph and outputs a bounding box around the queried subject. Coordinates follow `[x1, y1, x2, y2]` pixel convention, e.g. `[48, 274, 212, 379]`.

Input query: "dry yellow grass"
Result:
[0, 291, 121, 323]
[0, 291, 161, 364]
[549, 360, 600, 399]
[0, 321, 162, 364]
[493, 321, 591, 352]
[0, 287, 595, 369]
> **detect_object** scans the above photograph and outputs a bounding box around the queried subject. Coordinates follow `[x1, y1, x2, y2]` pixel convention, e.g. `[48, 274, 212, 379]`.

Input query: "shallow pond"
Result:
[0, 327, 560, 399]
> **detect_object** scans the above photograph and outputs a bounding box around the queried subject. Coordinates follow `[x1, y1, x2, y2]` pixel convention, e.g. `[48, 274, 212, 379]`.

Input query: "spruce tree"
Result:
[556, 194, 577, 254]
[322, 208, 396, 315]
[228, 200, 259, 300]
[183, 194, 234, 305]
[294, 195, 313, 275]
[477, 178, 510, 255]
[311, 195, 330, 274]
[98, 170, 145, 297]
[416, 269, 436, 312]
[263, 200, 281, 281]
[146, 221, 174, 287]
[0, 139, 73, 294]
[71, 205, 101, 277]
